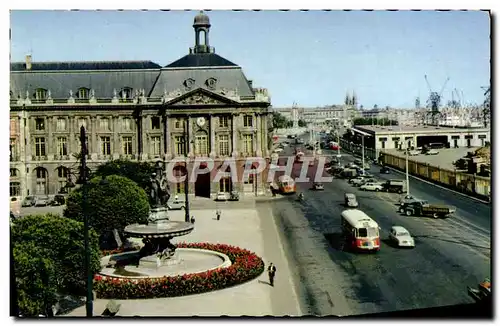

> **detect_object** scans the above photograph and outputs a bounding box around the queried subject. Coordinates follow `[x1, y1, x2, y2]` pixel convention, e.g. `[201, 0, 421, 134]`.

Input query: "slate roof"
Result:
[10, 61, 161, 71]
[165, 53, 237, 68]
[149, 67, 254, 98]
[10, 70, 160, 99]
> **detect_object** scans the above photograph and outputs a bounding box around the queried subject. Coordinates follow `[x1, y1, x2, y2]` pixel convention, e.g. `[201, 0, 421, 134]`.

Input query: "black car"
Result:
[228, 191, 240, 201]
[380, 166, 390, 174]
[52, 194, 66, 206]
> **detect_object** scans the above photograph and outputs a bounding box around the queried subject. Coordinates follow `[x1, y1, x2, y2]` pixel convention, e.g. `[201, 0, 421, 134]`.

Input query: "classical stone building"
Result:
[9, 12, 273, 199]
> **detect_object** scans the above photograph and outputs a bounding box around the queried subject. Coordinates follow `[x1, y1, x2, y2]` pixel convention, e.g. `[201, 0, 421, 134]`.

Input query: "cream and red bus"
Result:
[341, 209, 380, 252]
[277, 175, 297, 194]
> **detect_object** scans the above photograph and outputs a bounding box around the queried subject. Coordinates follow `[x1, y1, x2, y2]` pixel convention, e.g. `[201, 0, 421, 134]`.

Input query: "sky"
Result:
[9, 10, 491, 108]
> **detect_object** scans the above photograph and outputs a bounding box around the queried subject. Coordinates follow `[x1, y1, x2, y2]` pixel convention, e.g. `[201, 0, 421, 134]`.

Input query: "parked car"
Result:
[273, 147, 283, 153]
[228, 191, 240, 201]
[389, 226, 415, 248]
[408, 150, 421, 156]
[426, 149, 439, 155]
[360, 182, 384, 192]
[51, 194, 67, 206]
[344, 193, 358, 208]
[167, 199, 186, 210]
[22, 196, 37, 207]
[398, 194, 424, 206]
[312, 183, 324, 190]
[382, 180, 407, 194]
[35, 195, 50, 207]
[215, 192, 230, 201]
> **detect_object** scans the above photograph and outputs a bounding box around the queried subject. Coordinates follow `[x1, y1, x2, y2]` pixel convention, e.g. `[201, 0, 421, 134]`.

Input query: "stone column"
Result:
[262, 113, 270, 157]
[163, 114, 171, 160]
[255, 113, 262, 157]
[231, 113, 238, 157]
[90, 116, 97, 160]
[112, 116, 120, 159]
[187, 116, 194, 156]
[209, 114, 216, 158]
[141, 116, 148, 160]
[46, 117, 53, 160]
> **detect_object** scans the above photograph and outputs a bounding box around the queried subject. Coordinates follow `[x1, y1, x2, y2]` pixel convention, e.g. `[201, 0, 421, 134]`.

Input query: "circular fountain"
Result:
[98, 162, 231, 280]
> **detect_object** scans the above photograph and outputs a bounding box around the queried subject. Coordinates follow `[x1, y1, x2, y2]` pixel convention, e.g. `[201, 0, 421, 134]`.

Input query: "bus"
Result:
[277, 175, 297, 194]
[341, 209, 380, 252]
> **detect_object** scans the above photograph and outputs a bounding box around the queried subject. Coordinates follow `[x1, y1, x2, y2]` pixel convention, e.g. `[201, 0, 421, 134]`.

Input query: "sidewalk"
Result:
[65, 199, 301, 317]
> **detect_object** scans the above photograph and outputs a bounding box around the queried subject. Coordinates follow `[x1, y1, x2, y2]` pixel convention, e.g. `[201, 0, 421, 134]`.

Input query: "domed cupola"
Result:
[193, 11, 212, 54]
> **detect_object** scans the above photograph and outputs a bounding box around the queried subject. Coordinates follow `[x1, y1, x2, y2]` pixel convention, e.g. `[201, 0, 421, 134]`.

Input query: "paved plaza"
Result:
[64, 197, 301, 317]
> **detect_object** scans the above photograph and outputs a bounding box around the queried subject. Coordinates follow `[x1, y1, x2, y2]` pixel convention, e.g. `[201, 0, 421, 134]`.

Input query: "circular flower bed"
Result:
[94, 242, 265, 299]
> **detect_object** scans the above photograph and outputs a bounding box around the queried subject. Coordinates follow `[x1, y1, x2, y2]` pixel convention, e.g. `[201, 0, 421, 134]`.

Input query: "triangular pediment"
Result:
[166, 88, 239, 106]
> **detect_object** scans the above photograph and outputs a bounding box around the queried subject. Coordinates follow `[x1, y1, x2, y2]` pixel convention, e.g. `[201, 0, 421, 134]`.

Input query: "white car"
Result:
[167, 199, 186, 210]
[359, 182, 383, 192]
[215, 192, 230, 201]
[389, 226, 415, 248]
[408, 150, 421, 156]
[35, 195, 50, 207]
[426, 149, 439, 155]
[399, 194, 422, 206]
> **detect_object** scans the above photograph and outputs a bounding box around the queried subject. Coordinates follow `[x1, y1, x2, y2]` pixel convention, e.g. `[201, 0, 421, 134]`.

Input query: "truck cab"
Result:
[400, 201, 456, 219]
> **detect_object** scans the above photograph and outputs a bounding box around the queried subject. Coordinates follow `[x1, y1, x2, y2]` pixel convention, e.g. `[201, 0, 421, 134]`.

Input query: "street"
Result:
[269, 137, 491, 316]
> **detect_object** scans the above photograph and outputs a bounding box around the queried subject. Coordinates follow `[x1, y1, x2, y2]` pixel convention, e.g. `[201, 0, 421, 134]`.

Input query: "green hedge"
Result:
[94, 243, 265, 299]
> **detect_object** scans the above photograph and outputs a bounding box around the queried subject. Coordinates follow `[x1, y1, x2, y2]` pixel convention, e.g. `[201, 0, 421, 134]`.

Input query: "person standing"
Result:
[268, 263, 277, 287]
[216, 209, 221, 221]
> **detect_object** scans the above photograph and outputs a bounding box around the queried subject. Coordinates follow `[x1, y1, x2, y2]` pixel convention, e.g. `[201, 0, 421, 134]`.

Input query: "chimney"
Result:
[248, 80, 253, 88]
[25, 55, 32, 70]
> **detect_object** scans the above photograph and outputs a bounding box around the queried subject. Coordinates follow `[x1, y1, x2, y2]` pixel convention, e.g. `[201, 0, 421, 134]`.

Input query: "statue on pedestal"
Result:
[149, 161, 171, 209]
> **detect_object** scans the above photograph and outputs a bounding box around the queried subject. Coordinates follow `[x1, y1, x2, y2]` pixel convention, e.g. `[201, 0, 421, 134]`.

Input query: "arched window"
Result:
[35, 88, 48, 100]
[34, 167, 48, 195]
[77, 87, 90, 99]
[119, 87, 133, 99]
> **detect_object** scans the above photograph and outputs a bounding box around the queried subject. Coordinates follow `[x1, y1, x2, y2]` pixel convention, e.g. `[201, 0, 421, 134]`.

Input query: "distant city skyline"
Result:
[10, 10, 490, 108]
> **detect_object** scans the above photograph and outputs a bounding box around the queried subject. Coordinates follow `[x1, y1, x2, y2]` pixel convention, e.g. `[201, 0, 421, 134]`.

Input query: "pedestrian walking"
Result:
[267, 263, 277, 287]
[190, 216, 195, 224]
[216, 209, 221, 221]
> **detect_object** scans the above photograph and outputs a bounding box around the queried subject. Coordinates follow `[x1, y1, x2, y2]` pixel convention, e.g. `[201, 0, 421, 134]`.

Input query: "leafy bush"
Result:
[14, 242, 57, 317]
[94, 159, 155, 191]
[94, 243, 265, 299]
[11, 214, 101, 298]
[64, 175, 149, 248]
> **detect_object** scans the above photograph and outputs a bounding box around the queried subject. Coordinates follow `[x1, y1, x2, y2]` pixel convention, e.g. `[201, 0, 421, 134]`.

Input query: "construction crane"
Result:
[424, 75, 450, 125]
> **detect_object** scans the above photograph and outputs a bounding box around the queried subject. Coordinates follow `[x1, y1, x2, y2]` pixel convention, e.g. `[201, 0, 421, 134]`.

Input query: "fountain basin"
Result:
[124, 221, 194, 238]
[99, 248, 232, 280]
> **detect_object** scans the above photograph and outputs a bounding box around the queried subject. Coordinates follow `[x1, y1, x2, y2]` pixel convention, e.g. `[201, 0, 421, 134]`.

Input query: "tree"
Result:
[298, 119, 307, 127]
[14, 242, 57, 316]
[11, 214, 101, 300]
[94, 159, 155, 191]
[271, 112, 289, 129]
[64, 175, 149, 249]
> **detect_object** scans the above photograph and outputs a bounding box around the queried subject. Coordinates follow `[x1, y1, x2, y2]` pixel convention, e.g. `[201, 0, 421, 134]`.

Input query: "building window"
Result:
[78, 87, 90, 99]
[57, 137, 68, 156]
[219, 116, 229, 128]
[100, 136, 111, 155]
[219, 178, 232, 192]
[151, 136, 161, 156]
[56, 118, 67, 131]
[175, 118, 185, 129]
[10, 168, 18, 177]
[35, 137, 46, 157]
[151, 116, 161, 130]
[218, 134, 229, 156]
[175, 136, 185, 156]
[120, 87, 133, 99]
[244, 115, 253, 127]
[194, 134, 208, 155]
[122, 136, 133, 155]
[381, 141, 386, 149]
[100, 118, 110, 131]
[57, 166, 68, 179]
[78, 118, 87, 129]
[10, 182, 20, 197]
[35, 168, 47, 195]
[10, 139, 17, 162]
[35, 118, 45, 131]
[243, 134, 254, 154]
[35, 88, 48, 100]
[122, 118, 132, 131]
